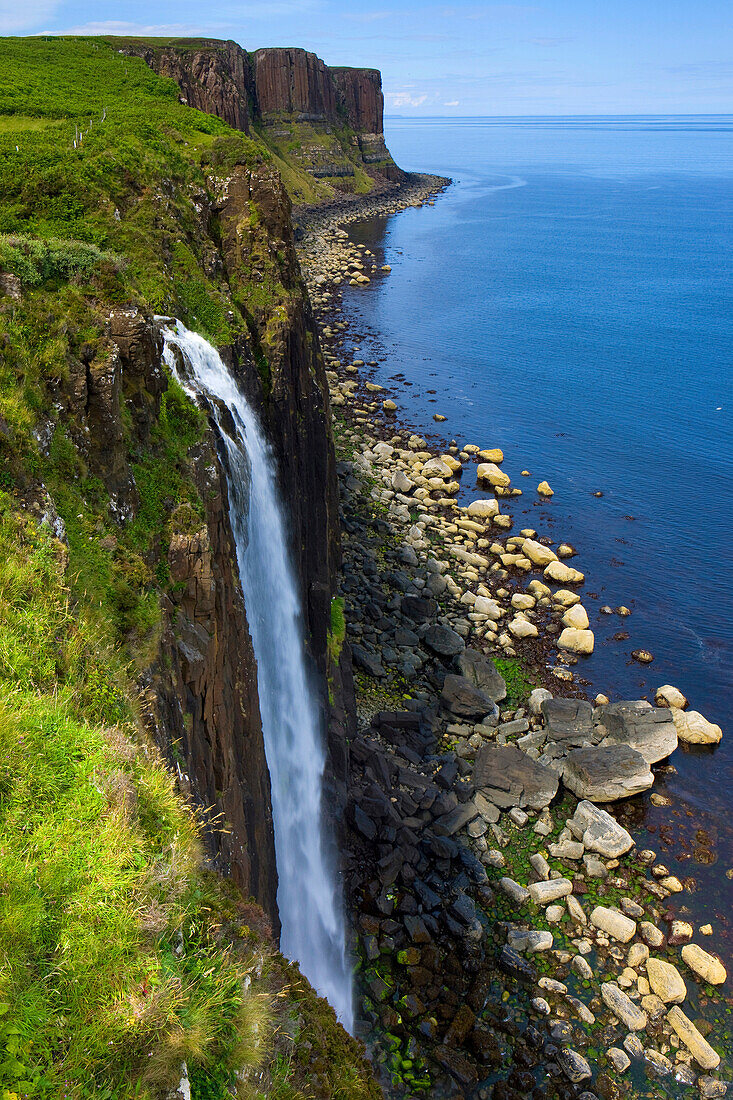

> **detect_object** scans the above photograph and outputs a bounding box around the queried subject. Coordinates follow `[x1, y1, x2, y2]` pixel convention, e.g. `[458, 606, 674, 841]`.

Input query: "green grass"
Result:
[0, 36, 382, 1099]
[493, 657, 534, 704]
[328, 596, 346, 664]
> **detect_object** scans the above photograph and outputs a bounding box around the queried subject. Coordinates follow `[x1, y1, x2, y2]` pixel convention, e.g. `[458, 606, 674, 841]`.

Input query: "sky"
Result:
[2, 0, 732, 115]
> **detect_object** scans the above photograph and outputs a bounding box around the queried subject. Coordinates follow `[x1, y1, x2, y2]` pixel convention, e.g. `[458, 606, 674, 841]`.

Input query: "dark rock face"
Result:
[330, 66, 383, 133]
[125, 38, 404, 186]
[122, 40, 253, 133]
[82, 310, 280, 923]
[253, 47, 337, 119]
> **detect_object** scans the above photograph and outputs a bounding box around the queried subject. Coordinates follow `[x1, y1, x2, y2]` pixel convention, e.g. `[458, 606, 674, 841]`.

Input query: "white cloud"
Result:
[0, 0, 60, 32]
[387, 91, 428, 108]
[443, 99, 459, 106]
[58, 19, 215, 35]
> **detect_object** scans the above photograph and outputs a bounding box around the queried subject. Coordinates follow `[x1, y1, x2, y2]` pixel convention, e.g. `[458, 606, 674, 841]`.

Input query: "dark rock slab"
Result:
[597, 702, 678, 764]
[433, 801, 479, 836]
[441, 673, 495, 719]
[473, 743, 559, 810]
[499, 945, 538, 984]
[541, 697, 594, 743]
[352, 643, 385, 678]
[424, 622, 465, 657]
[401, 594, 437, 623]
[456, 647, 507, 702]
[562, 744, 654, 801]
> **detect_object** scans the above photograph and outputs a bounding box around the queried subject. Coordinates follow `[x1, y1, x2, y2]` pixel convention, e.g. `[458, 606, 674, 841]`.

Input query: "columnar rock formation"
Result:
[120, 37, 404, 187]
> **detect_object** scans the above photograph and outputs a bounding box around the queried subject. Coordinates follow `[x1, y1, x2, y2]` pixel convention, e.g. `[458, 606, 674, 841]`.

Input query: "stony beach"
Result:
[297, 175, 732, 1100]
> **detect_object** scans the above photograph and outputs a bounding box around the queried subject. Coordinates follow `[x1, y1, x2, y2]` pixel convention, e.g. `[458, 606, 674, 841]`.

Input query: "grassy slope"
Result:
[0, 38, 377, 1100]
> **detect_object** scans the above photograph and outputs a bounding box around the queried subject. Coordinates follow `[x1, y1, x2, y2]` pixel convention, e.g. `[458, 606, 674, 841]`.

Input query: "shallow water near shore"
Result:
[340, 117, 733, 954]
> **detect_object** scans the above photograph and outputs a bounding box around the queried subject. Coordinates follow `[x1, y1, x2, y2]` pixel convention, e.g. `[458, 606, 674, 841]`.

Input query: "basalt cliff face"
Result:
[118, 37, 404, 194]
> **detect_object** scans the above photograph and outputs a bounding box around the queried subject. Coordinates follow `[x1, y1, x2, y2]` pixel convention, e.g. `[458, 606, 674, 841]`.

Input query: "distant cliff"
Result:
[115, 37, 404, 199]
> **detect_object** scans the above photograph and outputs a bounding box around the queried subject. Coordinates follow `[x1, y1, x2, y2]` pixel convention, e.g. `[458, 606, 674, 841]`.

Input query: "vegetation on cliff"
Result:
[0, 36, 377, 1100]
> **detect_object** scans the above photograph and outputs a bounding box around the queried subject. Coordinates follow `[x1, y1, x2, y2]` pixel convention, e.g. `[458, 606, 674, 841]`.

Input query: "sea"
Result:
[341, 116, 733, 945]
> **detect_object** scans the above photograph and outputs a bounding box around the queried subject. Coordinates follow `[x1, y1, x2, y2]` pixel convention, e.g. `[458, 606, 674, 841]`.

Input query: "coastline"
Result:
[297, 179, 732, 1098]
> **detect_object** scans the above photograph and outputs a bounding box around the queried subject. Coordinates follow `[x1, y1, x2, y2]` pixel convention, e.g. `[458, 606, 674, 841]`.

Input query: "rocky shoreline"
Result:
[297, 180, 731, 1100]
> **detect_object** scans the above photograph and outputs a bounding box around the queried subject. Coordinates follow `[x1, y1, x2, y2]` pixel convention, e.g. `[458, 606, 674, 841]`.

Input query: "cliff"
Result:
[0, 36, 377, 1097]
[115, 36, 405, 200]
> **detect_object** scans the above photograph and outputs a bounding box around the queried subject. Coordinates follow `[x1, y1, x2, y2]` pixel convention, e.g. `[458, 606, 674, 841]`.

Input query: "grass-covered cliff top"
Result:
[0, 37, 378, 1100]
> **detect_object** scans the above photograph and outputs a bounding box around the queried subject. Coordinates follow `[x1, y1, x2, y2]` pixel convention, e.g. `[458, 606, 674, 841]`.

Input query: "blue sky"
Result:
[3, 0, 732, 114]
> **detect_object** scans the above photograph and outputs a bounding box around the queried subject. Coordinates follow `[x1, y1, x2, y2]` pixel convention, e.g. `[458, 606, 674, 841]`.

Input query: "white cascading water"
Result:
[161, 321, 353, 1031]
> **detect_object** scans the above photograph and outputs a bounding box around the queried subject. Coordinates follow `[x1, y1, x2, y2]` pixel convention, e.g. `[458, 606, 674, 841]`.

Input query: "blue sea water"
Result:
[341, 117, 733, 931]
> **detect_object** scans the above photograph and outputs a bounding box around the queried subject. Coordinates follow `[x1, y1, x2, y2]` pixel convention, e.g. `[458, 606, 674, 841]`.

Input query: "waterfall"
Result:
[161, 321, 353, 1031]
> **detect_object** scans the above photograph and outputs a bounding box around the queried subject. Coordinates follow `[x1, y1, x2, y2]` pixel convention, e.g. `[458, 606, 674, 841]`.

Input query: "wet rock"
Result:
[655, 684, 688, 709]
[562, 744, 654, 801]
[645, 1049, 674, 1076]
[528, 878, 573, 905]
[507, 928, 554, 953]
[607, 1048, 631, 1073]
[600, 982, 648, 1030]
[640, 921, 665, 948]
[699, 1077, 729, 1099]
[671, 709, 723, 745]
[591, 906, 637, 942]
[681, 943, 727, 985]
[667, 1006, 720, 1070]
[646, 957, 687, 1003]
[499, 944, 538, 983]
[558, 627, 595, 654]
[558, 1048, 592, 1083]
[568, 801, 634, 858]
[545, 560, 584, 585]
[499, 877, 531, 905]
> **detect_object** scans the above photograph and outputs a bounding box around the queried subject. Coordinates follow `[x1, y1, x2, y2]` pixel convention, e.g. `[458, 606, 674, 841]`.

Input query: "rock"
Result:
[699, 1077, 729, 1099]
[628, 943, 649, 968]
[441, 674, 496, 719]
[568, 801, 634, 857]
[424, 623, 465, 657]
[544, 560, 585, 585]
[681, 944, 727, 985]
[391, 469, 412, 492]
[509, 617, 538, 639]
[598, 702, 678, 764]
[457, 648, 507, 701]
[422, 456, 453, 479]
[352, 644, 385, 677]
[562, 603, 590, 629]
[508, 928, 554, 953]
[640, 921, 665, 948]
[590, 906, 637, 942]
[477, 462, 510, 487]
[558, 1049, 592, 1083]
[522, 539, 558, 567]
[572, 955, 594, 979]
[600, 982, 648, 1030]
[528, 878, 573, 905]
[537, 480, 554, 496]
[655, 684, 688, 709]
[607, 1048, 631, 1073]
[499, 877, 530, 905]
[562, 744, 654, 801]
[546, 904, 564, 922]
[548, 839, 585, 860]
[557, 627, 595, 654]
[567, 895, 588, 926]
[667, 1007, 720, 1070]
[645, 1049, 674, 1076]
[473, 743, 559, 810]
[671, 709, 722, 745]
[632, 649, 654, 663]
[499, 945, 538, 984]
[646, 957, 687, 1003]
[478, 447, 504, 463]
[467, 498, 500, 520]
[529, 687, 553, 715]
